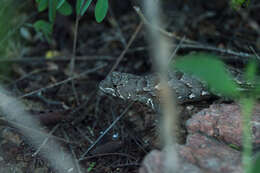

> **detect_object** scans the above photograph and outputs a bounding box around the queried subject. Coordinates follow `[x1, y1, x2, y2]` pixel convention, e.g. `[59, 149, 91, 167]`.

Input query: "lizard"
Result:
[98, 64, 250, 112]
[98, 70, 216, 111]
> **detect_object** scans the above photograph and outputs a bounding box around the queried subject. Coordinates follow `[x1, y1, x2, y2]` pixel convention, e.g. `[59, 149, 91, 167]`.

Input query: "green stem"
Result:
[240, 98, 254, 173]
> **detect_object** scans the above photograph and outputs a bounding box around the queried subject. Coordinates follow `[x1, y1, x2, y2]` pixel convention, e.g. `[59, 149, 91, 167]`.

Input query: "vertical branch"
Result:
[70, 15, 80, 75]
[143, 0, 179, 172]
[69, 4, 83, 105]
[0, 86, 80, 173]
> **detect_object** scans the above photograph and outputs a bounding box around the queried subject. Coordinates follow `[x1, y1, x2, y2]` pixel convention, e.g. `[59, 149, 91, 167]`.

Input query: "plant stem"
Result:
[69, 14, 81, 105]
[70, 15, 80, 75]
[240, 97, 254, 173]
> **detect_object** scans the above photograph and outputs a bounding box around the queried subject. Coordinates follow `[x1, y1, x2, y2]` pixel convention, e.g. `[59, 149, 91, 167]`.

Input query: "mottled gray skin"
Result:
[99, 71, 211, 110]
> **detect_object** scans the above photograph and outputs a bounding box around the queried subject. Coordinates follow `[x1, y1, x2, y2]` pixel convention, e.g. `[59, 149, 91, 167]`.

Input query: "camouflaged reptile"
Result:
[99, 68, 245, 111]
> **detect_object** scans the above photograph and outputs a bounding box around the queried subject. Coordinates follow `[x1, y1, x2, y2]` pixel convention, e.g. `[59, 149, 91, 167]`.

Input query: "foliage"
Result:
[172, 53, 259, 173]
[94, 0, 109, 23]
[34, 0, 109, 41]
[252, 154, 260, 173]
[33, 20, 53, 42]
[87, 162, 96, 172]
[0, 0, 20, 54]
[32, 0, 251, 42]
[173, 53, 239, 98]
[0, 0, 21, 79]
[230, 0, 250, 10]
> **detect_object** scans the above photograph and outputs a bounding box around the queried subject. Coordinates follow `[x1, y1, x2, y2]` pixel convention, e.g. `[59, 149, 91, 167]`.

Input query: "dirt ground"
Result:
[0, 0, 259, 172]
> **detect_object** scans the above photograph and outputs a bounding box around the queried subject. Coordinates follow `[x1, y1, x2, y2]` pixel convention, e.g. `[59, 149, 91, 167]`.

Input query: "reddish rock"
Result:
[139, 150, 203, 173]
[178, 133, 242, 173]
[139, 133, 242, 173]
[186, 103, 260, 148]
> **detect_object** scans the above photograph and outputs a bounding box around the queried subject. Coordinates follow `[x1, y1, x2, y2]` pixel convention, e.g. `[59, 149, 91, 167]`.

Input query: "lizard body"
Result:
[99, 70, 212, 110]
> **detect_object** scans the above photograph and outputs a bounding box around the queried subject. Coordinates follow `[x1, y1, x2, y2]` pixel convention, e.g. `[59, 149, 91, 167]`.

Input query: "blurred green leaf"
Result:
[33, 20, 52, 42]
[76, 0, 85, 15]
[57, 1, 72, 16]
[228, 143, 240, 150]
[95, 0, 108, 23]
[252, 77, 260, 97]
[240, 96, 255, 173]
[80, 0, 93, 16]
[252, 154, 260, 173]
[48, 0, 57, 23]
[244, 61, 260, 98]
[34, 20, 52, 34]
[245, 60, 257, 84]
[231, 0, 250, 10]
[0, 1, 16, 50]
[0, 0, 21, 78]
[57, 0, 66, 9]
[37, 0, 48, 12]
[87, 162, 96, 172]
[173, 53, 240, 98]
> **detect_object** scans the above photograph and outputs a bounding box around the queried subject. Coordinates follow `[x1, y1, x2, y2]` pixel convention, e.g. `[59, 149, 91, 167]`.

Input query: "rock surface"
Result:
[139, 103, 260, 173]
[139, 133, 242, 173]
[186, 103, 260, 148]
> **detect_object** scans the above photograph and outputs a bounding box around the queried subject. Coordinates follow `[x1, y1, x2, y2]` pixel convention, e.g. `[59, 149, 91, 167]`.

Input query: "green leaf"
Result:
[87, 162, 96, 172]
[37, 0, 48, 12]
[173, 53, 240, 98]
[76, 0, 85, 15]
[33, 20, 53, 42]
[57, 1, 72, 16]
[252, 154, 260, 173]
[245, 60, 257, 84]
[80, 0, 93, 16]
[56, 0, 65, 9]
[228, 143, 240, 150]
[48, 0, 57, 23]
[252, 77, 260, 98]
[95, 0, 108, 23]
[33, 20, 52, 34]
[244, 61, 260, 98]
[230, 0, 250, 10]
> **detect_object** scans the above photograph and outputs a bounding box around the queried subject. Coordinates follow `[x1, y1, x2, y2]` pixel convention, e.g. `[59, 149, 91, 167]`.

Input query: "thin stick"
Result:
[0, 117, 79, 145]
[32, 124, 60, 157]
[0, 88, 79, 173]
[249, 46, 260, 60]
[62, 128, 82, 173]
[70, 15, 81, 105]
[179, 43, 255, 58]
[79, 102, 133, 160]
[19, 63, 106, 99]
[107, 20, 144, 76]
[134, 6, 197, 44]
[168, 36, 186, 64]
[0, 55, 114, 62]
[144, 0, 178, 172]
